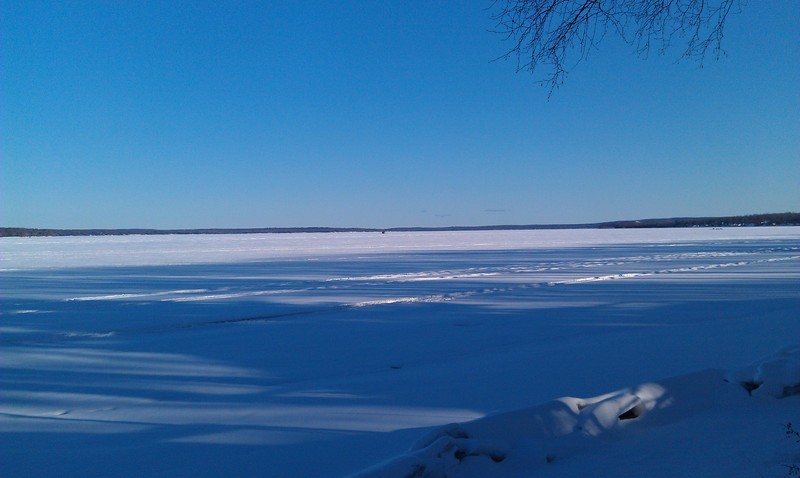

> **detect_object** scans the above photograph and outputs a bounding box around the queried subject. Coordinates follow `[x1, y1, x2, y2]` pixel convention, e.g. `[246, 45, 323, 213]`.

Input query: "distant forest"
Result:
[2, 212, 798, 238]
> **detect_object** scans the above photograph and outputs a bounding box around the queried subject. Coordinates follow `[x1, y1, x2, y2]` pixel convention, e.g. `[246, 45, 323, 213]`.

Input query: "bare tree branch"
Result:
[491, 0, 742, 95]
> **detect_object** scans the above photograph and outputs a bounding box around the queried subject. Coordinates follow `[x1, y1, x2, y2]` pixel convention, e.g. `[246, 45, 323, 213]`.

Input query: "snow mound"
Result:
[726, 344, 800, 399]
[353, 346, 800, 478]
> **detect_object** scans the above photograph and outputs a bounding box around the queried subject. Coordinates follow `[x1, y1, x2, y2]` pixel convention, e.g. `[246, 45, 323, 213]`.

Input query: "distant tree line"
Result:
[598, 212, 800, 229]
[2, 213, 798, 238]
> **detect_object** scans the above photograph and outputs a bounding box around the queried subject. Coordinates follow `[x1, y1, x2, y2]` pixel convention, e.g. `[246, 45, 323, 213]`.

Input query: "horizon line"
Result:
[2, 212, 798, 237]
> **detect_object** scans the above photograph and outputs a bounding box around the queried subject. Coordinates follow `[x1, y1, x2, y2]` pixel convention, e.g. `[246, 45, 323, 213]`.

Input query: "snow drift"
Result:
[355, 346, 800, 478]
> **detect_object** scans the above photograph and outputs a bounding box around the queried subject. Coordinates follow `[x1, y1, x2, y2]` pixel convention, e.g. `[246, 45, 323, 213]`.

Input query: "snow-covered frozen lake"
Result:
[1, 228, 798, 477]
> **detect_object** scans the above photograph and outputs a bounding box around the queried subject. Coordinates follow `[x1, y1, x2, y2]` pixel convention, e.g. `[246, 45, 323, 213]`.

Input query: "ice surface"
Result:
[3, 227, 799, 270]
[1, 228, 798, 477]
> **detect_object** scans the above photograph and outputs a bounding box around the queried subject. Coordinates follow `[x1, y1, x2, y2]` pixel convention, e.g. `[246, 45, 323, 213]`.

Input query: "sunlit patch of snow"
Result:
[0, 326, 42, 334]
[351, 296, 452, 307]
[65, 289, 209, 301]
[0, 413, 150, 434]
[103, 380, 269, 396]
[169, 428, 330, 445]
[2, 348, 263, 378]
[63, 331, 116, 338]
[3, 228, 798, 270]
[279, 390, 366, 399]
[162, 289, 307, 302]
[1, 389, 483, 434]
[326, 271, 501, 282]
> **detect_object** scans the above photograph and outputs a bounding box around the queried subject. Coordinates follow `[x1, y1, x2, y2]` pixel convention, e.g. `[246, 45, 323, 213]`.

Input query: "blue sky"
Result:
[2, 1, 798, 229]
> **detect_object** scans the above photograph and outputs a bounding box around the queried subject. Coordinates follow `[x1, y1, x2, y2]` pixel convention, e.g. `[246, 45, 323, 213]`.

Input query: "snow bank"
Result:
[354, 347, 800, 478]
[727, 345, 800, 399]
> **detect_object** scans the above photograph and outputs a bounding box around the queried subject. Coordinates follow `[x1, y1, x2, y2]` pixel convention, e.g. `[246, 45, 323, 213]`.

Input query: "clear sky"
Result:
[2, 1, 798, 229]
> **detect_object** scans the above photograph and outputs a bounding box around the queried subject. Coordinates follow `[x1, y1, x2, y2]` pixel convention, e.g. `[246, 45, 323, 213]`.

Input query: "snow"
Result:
[357, 348, 800, 478]
[3, 227, 798, 271]
[1, 228, 798, 477]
